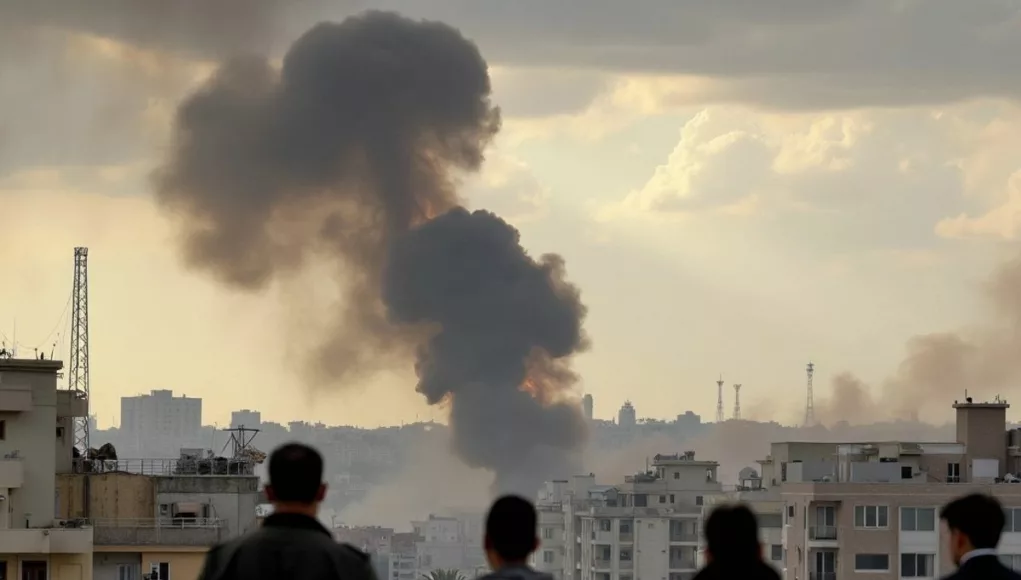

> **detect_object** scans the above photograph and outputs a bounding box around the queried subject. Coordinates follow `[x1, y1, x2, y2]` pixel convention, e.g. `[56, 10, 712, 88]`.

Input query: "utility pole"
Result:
[69, 247, 90, 455]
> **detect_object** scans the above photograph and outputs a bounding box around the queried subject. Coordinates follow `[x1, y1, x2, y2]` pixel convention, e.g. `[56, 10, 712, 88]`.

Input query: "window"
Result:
[620, 520, 632, 534]
[118, 565, 139, 580]
[659, 495, 667, 504]
[634, 495, 648, 507]
[1005, 509, 1021, 533]
[673, 471, 679, 479]
[787, 505, 795, 520]
[705, 469, 714, 482]
[901, 554, 935, 577]
[854, 505, 888, 529]
[669, 494, 675, 504]
[620, 548, 633, 562]
[599, 519, 612, 532]
[543, 551, 555, 564]
[621, 576, 633, 580]
[695, 496, 703, 506]
[0, 420, 5, 440]
[542, 527, 554, 539]
[900, 507, 936, 532]
[770, 545, 783, 561]
[598, 546, 612, 560]
[901, 465, 913, 479]
[947, 462, 961, 483]
[854, 554, 890, 572]
[759, 514, 783, 528]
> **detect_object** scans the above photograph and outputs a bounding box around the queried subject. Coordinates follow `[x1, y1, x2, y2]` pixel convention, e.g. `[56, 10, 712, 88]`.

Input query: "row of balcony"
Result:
[592, 559, 697, 570]
[596, 531, 698, 543]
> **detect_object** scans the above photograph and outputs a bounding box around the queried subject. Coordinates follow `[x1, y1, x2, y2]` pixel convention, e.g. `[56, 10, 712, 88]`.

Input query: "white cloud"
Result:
[462, 150, 549, 223]
[937, 172, 1021, 240]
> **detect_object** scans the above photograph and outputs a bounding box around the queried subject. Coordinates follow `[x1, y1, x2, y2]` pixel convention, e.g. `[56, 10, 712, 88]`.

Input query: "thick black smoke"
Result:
[155, 11, 588, 492]
[384, 208, 588, 492]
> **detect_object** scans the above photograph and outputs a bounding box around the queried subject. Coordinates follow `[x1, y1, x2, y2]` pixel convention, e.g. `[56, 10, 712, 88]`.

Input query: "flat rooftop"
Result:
[0, 357, 64, 372]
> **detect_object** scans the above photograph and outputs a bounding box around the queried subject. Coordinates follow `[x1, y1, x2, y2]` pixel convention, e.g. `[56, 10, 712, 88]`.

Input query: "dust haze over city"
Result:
[4, 0, 1021, 564]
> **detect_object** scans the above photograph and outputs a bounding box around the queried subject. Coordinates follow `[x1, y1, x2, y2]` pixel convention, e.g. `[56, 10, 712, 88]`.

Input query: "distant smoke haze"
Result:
[154, 10, 587, 494]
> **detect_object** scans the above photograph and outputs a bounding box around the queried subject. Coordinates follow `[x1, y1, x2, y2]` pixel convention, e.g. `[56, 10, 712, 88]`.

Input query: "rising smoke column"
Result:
[155, 11, 588, 491]
[384, 208, 588, 493]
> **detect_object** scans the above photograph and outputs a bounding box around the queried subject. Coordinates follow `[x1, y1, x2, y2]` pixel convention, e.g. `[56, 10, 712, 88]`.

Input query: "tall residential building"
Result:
[58, 448, 260, 580]
[583, 395, 594, 421]
[618, 402, 636, 428]
[121, 390, 202, 440]
[230, 409, 262, 430]
[0, 358, 93, 580]
[534, 452, 723, 580]
[761, 397, 1021, 580]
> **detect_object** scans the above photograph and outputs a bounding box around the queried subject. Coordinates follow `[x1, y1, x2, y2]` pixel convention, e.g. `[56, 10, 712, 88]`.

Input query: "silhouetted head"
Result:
[265, 443, 327, 515]
[484, 495, 539, 570]
[941, 493, 1004, 566]
[704, 504, 761, 565]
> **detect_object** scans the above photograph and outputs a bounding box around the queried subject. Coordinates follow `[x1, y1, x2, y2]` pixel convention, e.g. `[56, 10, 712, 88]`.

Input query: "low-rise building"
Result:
[0, 357, 94, 580]
[412, 513, 486, 579]
[763, 398, 1021, 580]
[57, 452, 260, 580]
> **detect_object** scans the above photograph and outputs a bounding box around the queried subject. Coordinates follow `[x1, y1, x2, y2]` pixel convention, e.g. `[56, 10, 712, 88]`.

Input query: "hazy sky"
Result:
[3, 1, 1021, 429]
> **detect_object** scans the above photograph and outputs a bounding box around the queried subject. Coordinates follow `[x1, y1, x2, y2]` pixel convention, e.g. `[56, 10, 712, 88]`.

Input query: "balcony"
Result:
[593, 559, 612, 570]
[669, 559, 697, 571]
[0, 525, 93, 553]
[93, 517, 225, 546]
[810, 573, 836, 580]
[809, 526, 838, 541]
[619, 531, 633, 542]
[670, 531, 699, 542]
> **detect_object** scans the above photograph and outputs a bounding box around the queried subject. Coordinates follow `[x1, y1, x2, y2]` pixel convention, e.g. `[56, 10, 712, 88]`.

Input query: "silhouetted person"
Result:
[478, 495, 552, 580]
[940, 493, 1019, 580]
[695, 504, 780, 580]
[198, 443, 378, 580]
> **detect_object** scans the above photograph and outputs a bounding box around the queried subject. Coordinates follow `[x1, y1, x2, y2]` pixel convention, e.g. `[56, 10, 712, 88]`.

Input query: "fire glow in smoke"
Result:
[154, 10, 588, 493]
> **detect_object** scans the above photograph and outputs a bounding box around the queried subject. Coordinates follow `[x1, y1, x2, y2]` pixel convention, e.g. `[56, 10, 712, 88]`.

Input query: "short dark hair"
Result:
[485, 495, 537, 561]
[268, 443, 324, 503]
[940, 493, 1004, 549]
[705, 504, 759, 561]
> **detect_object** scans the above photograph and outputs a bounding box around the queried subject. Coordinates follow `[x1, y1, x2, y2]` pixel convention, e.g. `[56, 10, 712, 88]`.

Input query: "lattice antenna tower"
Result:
[733, 384, 742, 420]
[69, 247, 90, 454]
[715, 376, 725, 423]
[804, 362, 815, 427]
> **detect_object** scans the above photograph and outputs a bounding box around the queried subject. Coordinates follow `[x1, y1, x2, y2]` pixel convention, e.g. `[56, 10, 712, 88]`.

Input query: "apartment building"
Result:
[412, 513, 486, 578]
[120, 391, 202, 446]
[765, 398, 1021, 580]
[535, 452, 722, 580]
[57, 452, 260, 580]
[0, 357, 94, 580]
[229, 410, 261, 430]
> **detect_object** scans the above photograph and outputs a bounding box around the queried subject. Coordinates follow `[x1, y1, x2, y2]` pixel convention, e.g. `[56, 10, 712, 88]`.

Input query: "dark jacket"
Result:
[692, 560, 782, 580]
[943, 554, 1021, 580]
[477, 565, 554, 580]
[197, 513, 379, 580]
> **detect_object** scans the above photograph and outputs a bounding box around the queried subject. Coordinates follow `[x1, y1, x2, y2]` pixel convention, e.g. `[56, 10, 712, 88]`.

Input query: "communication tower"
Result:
[733, 384, 742, 420]
[804, 362, 815, 427]
[69, 247, 90, 454]
[715, 376, 725, 423]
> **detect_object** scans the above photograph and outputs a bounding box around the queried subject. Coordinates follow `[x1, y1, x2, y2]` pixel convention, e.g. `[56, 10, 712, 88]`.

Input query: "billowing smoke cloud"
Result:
[821, 251, 1021, 423]
[155, 10, 588, 493]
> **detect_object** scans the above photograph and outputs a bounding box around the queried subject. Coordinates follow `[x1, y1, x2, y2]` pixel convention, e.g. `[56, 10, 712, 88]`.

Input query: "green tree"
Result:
[422, 569, 467, 580]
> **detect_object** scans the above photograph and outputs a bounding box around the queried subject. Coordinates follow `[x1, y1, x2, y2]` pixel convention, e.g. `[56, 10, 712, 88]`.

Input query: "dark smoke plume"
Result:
[155, 11, 588, 492]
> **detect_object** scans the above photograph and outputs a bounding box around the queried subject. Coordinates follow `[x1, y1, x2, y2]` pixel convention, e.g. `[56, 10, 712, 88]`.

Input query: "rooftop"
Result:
[0, 357, 64, 372]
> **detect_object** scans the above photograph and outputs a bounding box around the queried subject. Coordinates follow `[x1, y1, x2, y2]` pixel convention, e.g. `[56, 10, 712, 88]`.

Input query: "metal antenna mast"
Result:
[733, 384, 742, 420]
[804, 362, 815, 427]
[715, 376, 725, 423]
[69, 247, 90, 454]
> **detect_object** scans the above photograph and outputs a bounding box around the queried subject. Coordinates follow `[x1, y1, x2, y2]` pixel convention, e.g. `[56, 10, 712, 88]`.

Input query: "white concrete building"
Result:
[0, 357, 93, 580]
[535, 452, 724, 580]
[229, 409, 261, 430]
[120, 390, 202, 441]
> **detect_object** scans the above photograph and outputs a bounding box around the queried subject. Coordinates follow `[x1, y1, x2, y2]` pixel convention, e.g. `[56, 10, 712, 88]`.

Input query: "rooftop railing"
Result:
[92, 517, 224, 529]
[72, 458, 257, 476]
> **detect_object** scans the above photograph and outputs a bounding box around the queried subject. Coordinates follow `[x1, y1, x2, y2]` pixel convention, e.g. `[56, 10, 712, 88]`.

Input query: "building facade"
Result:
[412, 514, 486, 579]
[0, 358, 93, 580]
[120, 391, 202, 444]
[229, 410, 261, 430]
[771, 398, 1021, 580]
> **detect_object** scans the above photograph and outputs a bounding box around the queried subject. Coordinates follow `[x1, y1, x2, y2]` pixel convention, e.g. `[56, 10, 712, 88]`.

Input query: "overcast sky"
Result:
[3, 1, 1021, 428]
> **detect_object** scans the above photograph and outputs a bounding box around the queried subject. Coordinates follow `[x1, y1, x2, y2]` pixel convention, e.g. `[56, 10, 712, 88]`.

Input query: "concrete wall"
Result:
[58, 473, 155, 520]
[155, 476, 260, 538]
